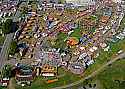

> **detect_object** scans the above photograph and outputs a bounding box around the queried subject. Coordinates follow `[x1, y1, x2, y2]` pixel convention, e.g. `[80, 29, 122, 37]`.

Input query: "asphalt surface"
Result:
[51, 52, 125, 89]
[0, 33, 14, 68]
[0, 5, 20, 69]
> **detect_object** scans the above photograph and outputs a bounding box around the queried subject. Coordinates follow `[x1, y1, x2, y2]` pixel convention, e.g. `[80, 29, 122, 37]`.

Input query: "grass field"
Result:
[96, 59, 125, 89]
[70, 28, 82, 39]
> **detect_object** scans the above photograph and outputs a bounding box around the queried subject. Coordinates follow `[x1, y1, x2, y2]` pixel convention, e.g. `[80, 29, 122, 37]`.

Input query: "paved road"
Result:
[0, 33, 14, 68]
[0, 3, 20, 69]
[51, 52, 125, 89]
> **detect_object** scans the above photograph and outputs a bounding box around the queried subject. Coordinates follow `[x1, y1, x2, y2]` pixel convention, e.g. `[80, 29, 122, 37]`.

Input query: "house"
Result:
[35, 51, 62, 67]
[78, 52, 94, 66]
[76, 11, 87, 18]
[89, 46, 98, 53]
[18, 43, 28, 57]
[41, 64, 57, 77]
[83, 19, 96, 28]
[80, 35, 88, 44]
[15, 64, 36, 86]
[54, 4, 64, 10]
[67, 37, 79, 46]
[68, 62, 86, 74]
[103, 8, 112, 16]
[45, 3, 53, 8]
[1, 78, 9, 87]
[100, 16, 110, 23]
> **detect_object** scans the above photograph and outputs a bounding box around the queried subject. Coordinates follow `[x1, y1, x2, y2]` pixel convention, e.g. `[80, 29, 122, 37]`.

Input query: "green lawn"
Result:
[0, 87, 7, 89]
[96, 59, 125, 89]
[70, 28, 82, 39]
[54, 28, 82, 49]
[90, 15, 98, 21]
[54, 32, 67, 49]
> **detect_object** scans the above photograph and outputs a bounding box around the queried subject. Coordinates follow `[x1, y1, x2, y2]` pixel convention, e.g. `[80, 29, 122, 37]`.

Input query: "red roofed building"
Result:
[15, 64, 36, 86]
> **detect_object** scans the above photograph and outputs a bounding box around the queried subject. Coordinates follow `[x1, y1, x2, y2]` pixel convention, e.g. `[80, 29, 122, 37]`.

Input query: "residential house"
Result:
[15, 64, 36, 86]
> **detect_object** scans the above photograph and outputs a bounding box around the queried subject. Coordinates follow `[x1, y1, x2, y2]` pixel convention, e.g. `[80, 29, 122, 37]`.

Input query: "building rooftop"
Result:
[41, 64, 57, 73]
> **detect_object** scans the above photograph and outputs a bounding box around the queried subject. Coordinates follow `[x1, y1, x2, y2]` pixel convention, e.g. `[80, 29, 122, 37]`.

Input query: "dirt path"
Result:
[95, 80, 103, 89]
[8, 78, 15, 89]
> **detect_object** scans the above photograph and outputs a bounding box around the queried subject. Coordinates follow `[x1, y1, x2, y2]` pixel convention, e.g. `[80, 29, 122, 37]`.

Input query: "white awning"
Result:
[42, 73, 54, 77]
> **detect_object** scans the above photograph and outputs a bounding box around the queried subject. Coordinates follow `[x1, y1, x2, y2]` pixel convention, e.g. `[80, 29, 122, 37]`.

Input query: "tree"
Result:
[2, 64, 12, 78]
[54, 33, 67, 49]
[9, 41, 17, 55]
[2, 19, 13, 34]
[119, 81, 125, 89]
[0, 21, 2, 30]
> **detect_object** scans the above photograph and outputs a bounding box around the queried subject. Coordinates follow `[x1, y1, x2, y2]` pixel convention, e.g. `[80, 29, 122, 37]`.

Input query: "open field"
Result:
[97, 59, 125, 89]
